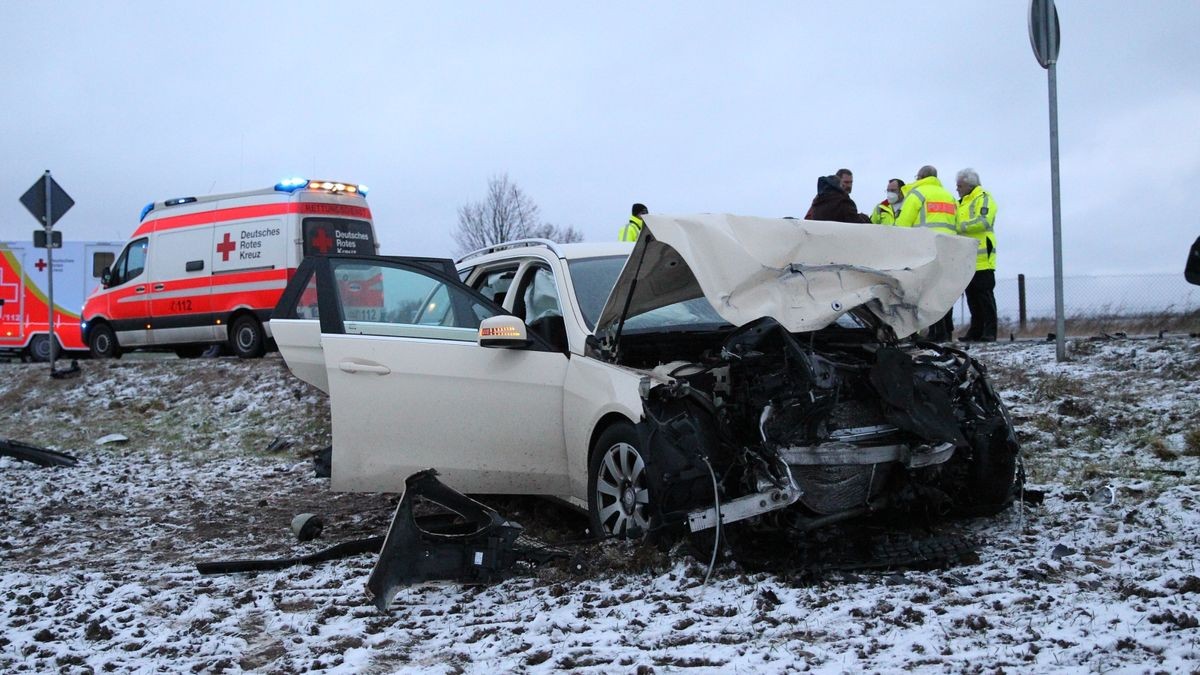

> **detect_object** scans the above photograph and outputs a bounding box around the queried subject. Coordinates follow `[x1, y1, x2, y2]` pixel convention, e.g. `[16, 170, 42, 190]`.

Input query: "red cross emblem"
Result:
[216, 232, 237, 261]
[311, 228, 333, 254]
[35, 259, 47, 272]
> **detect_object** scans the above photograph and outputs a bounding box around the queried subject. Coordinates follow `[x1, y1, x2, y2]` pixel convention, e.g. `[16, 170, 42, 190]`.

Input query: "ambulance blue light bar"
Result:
[139, 202, 155, 221]
[275, 177, 369, 196]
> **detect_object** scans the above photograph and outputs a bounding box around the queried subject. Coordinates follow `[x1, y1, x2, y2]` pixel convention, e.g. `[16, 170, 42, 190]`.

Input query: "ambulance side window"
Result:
[110, 238, 148, 287]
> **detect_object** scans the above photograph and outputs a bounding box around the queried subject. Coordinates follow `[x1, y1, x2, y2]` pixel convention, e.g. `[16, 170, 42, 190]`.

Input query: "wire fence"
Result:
[954, 273, 1200, 338]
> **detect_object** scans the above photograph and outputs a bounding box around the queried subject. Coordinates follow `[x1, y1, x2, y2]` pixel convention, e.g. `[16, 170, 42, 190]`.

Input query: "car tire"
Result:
[174, 345, 207, 359]
[229, 315, 265, 359]
[88, 324, 121, 359]
[28, 334, 55, 362]
[588, 422, 652, 539]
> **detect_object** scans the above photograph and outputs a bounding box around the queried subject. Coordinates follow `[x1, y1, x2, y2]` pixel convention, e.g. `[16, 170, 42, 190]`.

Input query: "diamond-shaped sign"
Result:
[20, 172, 74, 228]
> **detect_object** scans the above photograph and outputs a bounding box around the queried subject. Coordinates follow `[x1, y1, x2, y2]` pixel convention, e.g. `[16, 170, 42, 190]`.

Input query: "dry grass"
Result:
[999, 309, 1200, 339]
[1183, 428, 1200, 457]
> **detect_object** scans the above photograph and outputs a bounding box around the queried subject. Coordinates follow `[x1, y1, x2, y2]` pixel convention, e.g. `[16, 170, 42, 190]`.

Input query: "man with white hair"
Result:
[955, 168, 998, 341]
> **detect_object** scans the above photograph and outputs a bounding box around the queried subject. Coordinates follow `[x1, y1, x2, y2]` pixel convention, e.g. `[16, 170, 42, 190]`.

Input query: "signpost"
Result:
[1029, 0, 1066, 361]
[19, 171, 74, 374]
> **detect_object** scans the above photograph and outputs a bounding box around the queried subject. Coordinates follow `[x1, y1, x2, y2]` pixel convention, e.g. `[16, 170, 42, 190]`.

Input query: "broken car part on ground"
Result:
[0, 437, 78, 467]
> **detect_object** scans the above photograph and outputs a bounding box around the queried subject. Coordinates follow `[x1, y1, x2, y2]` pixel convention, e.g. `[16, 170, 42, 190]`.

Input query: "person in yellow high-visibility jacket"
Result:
[869, 178, 905, 226]
[896, 165, 959, 341]
[619, 203, 648, 242]
[955, 168, 999, 341]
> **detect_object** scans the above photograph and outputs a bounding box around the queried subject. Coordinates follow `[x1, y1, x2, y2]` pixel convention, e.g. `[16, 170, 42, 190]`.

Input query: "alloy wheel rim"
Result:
[595, 441, 649, 536]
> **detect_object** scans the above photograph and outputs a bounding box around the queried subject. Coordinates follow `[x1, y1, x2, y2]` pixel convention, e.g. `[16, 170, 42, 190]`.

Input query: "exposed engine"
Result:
[627, 317, 1021, 538]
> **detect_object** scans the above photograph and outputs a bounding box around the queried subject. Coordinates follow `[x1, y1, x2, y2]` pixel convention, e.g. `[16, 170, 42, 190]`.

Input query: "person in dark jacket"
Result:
[807, 175, 870, 223]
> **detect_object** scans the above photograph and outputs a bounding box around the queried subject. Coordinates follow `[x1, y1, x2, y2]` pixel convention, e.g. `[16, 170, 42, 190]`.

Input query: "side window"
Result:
[108, 238, 147, 287]
[514, 266, 561, 323]
[472, 266, 519, 306]
[108, 249, 128, 286]
[125, 239, 148, 280]
[92, 252, 115, 279]
[296, 273, 320, 319]
[332, 260, 496, 340]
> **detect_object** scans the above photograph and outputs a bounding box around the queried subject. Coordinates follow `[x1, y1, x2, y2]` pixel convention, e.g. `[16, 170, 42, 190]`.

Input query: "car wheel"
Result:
[174, 345, 207, 359]
[28, 334, 55, 362]
[588, 423, 652, 539]
[229, 315, 265, 359]
[88, 324, 122, 359]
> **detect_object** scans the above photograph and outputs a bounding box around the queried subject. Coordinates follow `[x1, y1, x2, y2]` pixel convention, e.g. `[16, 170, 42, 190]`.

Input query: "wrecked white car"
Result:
[270, 214, 1021, 549]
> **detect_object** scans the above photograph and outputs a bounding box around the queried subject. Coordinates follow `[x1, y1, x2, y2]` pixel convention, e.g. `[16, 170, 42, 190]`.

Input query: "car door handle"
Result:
[153, 283, 165, 291]
[338, 360, 391, 375]
[135, 286, 146, 293]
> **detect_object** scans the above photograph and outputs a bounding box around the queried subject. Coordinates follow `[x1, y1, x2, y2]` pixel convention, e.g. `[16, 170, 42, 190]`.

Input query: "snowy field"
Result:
[2, 340, 1199, 673]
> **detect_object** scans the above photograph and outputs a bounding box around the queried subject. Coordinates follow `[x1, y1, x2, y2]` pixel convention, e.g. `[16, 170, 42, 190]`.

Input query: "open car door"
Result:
[272, 255, 571, 495]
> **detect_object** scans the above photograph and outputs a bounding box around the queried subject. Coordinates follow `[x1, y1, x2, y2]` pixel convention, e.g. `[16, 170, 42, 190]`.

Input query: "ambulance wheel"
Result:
[29, 335, 56, 362]
[230, 316, 265, 359]
[88, 324, 122, 359]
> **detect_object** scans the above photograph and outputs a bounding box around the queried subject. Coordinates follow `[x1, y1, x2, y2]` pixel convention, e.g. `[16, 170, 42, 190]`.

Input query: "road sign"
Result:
[20, 172, 75, 227]
[1029, 0, 1061, 69]
[34, 230, 63, 249]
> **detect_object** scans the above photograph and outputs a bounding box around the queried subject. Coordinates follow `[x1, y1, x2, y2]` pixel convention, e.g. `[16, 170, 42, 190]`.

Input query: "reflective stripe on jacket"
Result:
[870, 201, 897, 226]
[957, 185, 997, 271]
[894, 176, 957, 235]
[619, 215, 644, 242]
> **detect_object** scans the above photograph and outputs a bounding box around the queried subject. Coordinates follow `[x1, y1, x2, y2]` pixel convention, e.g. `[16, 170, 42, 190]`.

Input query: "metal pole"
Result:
[1048, 63, 1066, 360]
[1018, 273, 1027, 332]
[44, 170, 57, 373]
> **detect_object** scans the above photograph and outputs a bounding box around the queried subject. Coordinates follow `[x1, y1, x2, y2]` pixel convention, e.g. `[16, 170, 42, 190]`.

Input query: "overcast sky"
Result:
[2, 1, 1197, 279]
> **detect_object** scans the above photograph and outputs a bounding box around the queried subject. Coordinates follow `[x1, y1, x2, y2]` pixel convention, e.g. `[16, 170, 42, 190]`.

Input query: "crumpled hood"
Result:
[594, 213, 977, 340]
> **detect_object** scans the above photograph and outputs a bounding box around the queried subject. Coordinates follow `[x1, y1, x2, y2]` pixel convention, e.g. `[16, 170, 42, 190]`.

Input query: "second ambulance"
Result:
[82, 178, 377, 358]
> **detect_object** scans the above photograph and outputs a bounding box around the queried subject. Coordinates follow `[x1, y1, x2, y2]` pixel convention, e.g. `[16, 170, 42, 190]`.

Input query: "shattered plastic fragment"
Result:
[366, 469, 524, 611]
[94, 433, 129, 446]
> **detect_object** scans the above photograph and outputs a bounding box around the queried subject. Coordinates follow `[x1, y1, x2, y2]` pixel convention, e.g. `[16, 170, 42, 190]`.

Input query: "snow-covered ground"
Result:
[2, 340, 1199, 673]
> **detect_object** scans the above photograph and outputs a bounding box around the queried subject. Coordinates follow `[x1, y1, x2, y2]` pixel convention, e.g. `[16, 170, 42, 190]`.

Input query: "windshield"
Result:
[568, 255, 727, 332]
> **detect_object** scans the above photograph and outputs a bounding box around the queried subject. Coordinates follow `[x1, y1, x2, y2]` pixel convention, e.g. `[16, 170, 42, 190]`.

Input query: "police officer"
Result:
[619, 203, 648, 242]
[955, 168, 999, 341]
[870, 178, 905, 226]
[896, 165, 958, 341]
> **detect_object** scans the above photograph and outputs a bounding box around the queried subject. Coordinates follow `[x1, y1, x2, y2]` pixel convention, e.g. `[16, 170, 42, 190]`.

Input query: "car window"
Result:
[567, 255, 726, 331]
[514, 266, 561, 323]
[473, 266, 518, 306]
[109, 238, 148, 287]
[296, 272, 320, 319]
[331, 259, 495, 341]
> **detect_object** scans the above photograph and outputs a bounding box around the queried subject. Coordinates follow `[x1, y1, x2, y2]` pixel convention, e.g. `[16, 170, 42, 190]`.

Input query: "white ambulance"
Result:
[81, 178, 377, 359]
[1, 241, 123, 361]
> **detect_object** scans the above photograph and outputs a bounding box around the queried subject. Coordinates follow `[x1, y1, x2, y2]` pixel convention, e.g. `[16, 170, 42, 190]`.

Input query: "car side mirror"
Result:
[101, 267, 111, 287]
[478, 316, 530, 349]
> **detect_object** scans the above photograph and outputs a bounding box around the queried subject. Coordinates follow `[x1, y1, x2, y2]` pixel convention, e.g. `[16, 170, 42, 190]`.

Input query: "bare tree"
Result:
[454, 174, 584, 253]
[528, 222, 585, 244]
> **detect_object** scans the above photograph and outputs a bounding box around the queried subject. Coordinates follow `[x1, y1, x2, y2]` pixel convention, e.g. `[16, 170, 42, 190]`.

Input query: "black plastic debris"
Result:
[50, 360, 81, 380]
[312, 446, 332, 478]
[264, 436, 294, 454]
[0, 438, 78, 467]
[366, 469, 525, 611]
[195, 536, 384, 575]
[290, 513, 324, 542]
